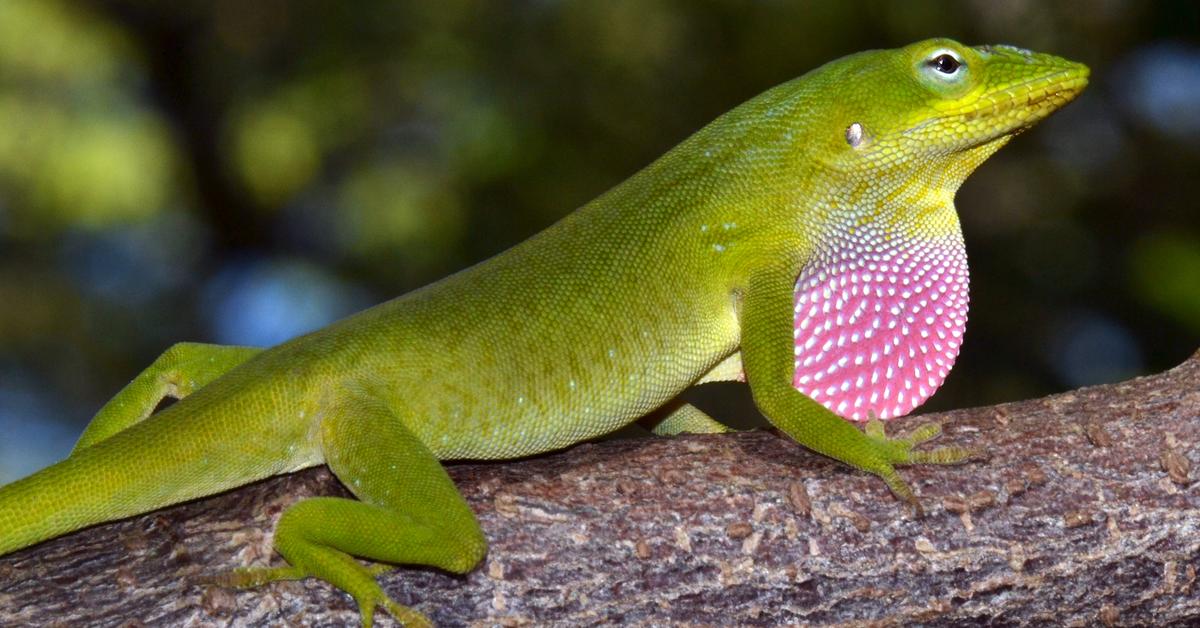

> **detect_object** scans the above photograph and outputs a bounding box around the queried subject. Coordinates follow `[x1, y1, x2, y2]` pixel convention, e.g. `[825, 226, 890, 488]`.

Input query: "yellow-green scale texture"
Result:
[0, 39, 1088, 626]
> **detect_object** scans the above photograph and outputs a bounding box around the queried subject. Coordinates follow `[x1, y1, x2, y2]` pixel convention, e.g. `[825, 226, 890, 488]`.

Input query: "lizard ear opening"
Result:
[844, 122, 870, 149]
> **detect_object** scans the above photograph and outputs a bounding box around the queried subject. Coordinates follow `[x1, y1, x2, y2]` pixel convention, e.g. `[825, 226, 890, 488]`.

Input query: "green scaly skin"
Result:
[0, 39, 1087, 625]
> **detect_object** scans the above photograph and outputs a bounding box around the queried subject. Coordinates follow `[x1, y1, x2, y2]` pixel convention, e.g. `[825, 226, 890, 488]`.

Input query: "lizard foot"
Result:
[205, 565, 432, 628]
[862, 417, 983, 516]
[204, 564, 305, 589]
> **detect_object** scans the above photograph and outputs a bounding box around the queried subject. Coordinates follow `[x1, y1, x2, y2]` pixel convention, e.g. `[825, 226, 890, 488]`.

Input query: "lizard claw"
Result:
[862, 418, 982, 515]
[865, 418, 979, 465]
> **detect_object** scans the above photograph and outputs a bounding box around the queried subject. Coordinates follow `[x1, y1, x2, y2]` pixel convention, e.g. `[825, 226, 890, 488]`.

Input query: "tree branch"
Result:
[2, 350, 1198, 626]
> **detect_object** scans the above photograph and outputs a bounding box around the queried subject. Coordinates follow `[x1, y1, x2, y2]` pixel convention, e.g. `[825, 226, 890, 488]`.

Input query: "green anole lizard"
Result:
[0, 39, 1087, 626]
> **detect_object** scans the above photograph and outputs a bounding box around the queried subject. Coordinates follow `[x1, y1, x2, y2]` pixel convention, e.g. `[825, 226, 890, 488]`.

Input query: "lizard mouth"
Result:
[960, 68, 1089, 148]
[958, 69, 1089, 129]
[899, 66, 1089, 151]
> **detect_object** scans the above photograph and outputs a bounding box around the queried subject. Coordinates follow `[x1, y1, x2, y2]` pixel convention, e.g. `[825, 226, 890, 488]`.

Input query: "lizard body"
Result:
[0, 39, 1087, 625]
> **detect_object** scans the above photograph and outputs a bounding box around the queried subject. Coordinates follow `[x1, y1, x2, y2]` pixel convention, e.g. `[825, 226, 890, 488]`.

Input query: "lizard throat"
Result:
[792, 223, 969, 421]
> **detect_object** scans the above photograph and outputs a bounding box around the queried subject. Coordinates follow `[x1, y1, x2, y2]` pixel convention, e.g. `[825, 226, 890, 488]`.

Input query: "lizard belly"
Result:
[393, 293, 739, 461]
[413, 346, 721, 460]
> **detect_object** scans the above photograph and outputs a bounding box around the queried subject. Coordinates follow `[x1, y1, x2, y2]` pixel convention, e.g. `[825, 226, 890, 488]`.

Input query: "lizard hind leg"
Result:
[215, 392, 487, 628]
[73, 342, 262, 453]
[645, 401, 733, 436]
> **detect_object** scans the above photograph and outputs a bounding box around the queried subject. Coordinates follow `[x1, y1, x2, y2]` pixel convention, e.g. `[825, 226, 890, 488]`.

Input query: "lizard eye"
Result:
[928, 53, 962, 75]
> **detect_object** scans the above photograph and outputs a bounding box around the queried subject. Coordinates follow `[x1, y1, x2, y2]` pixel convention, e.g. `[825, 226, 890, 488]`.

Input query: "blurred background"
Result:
[0, 0, 1197, 481]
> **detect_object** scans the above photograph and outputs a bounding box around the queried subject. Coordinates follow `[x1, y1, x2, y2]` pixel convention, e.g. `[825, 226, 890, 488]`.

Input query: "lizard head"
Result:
[788, 40, 1088, 421]
[818, 38, 1089, 183]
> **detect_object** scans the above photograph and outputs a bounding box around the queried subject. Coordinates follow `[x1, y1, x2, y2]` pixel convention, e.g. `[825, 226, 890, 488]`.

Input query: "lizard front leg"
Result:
[739, 264, 976, 513]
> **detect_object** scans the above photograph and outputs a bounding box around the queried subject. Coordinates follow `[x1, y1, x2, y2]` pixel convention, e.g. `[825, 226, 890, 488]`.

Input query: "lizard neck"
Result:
[791, 183, 969, 420]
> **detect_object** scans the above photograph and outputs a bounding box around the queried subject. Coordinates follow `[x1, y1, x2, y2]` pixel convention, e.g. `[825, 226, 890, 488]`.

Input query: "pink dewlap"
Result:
[792, 230, 969, 421]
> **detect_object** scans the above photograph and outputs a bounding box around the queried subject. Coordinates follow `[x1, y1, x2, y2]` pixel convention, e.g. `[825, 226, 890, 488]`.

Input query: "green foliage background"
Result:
[0, 1, 1197, 478]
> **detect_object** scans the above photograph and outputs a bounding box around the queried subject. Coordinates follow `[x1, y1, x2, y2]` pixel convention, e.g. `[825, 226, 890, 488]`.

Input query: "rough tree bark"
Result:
[1, 351, 1198, 626]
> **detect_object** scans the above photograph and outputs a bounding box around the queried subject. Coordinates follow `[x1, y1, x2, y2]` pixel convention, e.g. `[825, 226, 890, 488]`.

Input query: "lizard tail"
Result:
[0, 444, 121, 555]
[0, 402, 310, 556]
